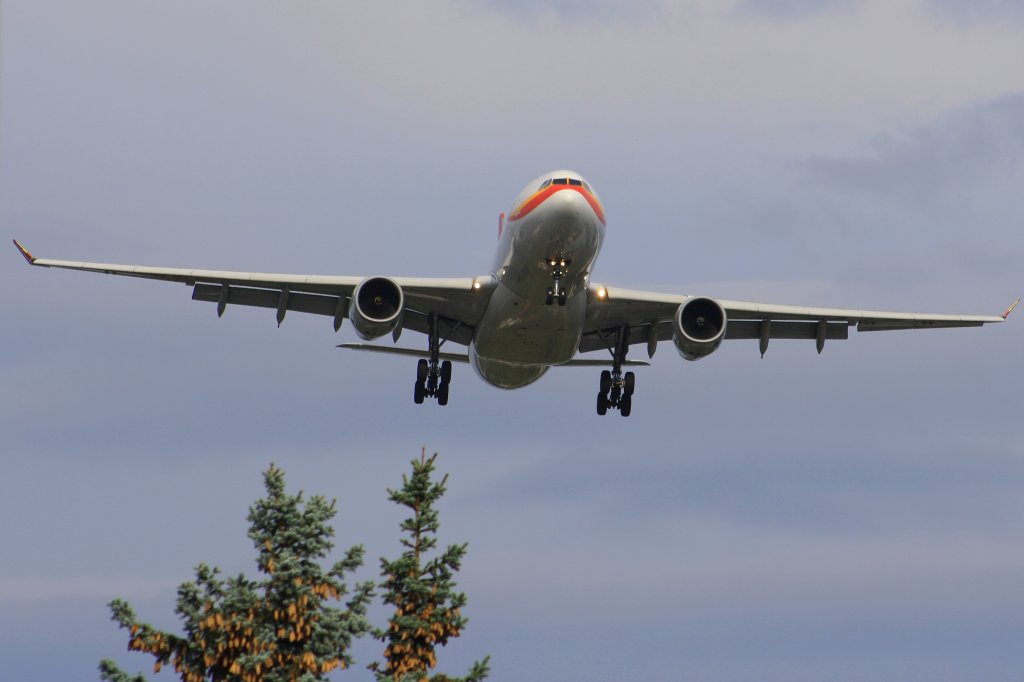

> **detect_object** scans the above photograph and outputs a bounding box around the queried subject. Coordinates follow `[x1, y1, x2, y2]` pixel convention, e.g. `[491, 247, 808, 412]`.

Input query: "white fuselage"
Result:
[470, 170, 606, 388]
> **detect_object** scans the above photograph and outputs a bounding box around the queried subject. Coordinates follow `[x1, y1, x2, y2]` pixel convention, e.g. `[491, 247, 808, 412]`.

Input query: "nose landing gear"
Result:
[595, 326, 635, 417]
[544, 256, 570, 306]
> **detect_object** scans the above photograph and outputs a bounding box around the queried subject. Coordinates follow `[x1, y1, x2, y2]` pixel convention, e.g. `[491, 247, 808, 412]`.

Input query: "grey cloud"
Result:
[473, 424, 1023, 535]
[691, 94, 1024, 288]
[929, 0, 1024, 23]
[469, 0, 664, 22]
[738, 0, 861, 19]
[803, 94, 1024, 203]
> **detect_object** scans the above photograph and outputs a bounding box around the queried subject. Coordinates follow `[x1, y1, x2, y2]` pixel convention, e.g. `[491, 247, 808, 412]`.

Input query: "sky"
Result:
[1, 1, 1022, 680]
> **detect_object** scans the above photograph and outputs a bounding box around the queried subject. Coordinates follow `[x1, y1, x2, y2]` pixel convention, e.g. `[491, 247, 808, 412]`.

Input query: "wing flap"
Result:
[578, 320, 850, 353]
[192, 283, 345, 318]
[721, 299, 1005, 326]
[726, 320, 850, 340]
[857, 320, 985, 332]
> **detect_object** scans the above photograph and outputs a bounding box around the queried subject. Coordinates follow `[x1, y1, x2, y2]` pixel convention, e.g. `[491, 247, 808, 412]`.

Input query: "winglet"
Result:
[12, 239, 36, 264]
[1002, 298, 1021, 320]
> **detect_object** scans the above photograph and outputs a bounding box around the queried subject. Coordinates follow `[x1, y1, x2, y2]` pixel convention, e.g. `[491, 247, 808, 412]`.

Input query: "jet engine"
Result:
[349, 276, 404, 340]
[673, 296, 727, 361]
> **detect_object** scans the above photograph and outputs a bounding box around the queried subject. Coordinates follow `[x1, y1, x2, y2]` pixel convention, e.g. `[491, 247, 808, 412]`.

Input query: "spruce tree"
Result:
[371, 451, 490, 682]
[100, 464, 373, 682]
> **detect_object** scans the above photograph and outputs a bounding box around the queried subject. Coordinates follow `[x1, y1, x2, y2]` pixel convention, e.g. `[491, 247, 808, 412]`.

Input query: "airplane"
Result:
[14, 169, 1018, 417]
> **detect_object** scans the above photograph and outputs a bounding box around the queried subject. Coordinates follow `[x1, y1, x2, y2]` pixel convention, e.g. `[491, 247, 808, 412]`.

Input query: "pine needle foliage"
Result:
[371, 451, 490, 682]
[100, 464, 373, 682]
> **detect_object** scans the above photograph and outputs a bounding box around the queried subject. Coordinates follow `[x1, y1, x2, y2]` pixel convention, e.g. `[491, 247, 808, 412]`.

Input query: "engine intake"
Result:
[673, 296, 727, 361]
[349, 276, 404, 340]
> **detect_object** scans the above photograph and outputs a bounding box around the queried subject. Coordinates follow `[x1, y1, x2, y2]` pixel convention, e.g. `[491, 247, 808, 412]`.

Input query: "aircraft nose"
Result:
[551, 185, 606, 225]
[547, 186, 588, 217]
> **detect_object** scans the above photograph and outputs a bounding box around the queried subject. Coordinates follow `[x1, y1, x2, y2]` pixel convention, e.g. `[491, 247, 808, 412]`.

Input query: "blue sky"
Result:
[2, 2, 1022, 681]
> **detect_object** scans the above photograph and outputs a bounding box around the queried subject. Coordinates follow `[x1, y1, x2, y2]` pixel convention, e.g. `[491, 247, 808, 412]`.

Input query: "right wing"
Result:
[13, 240, 491, 346]
[579, 282, 1015, 356]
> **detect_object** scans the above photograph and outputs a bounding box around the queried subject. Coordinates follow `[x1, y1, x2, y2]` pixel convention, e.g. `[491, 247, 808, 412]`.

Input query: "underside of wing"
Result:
[14, 240, 489, 345]
[579, 283, 1013, 357]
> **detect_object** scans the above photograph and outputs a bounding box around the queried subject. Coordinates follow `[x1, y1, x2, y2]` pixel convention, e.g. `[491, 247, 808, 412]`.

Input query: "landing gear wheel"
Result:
[545, 288, 554, 305]
[414, 312, 456, 407]
[557, 289, 567, 306]
[594, 326, 637, 417]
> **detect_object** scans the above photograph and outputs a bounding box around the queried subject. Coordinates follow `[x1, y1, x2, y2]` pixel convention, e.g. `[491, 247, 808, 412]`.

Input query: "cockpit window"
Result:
[540, 177, 592, 191]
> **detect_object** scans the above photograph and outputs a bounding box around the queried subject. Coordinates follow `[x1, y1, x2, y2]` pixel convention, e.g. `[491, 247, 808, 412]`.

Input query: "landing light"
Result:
[472, 280, 482, 290]
[596, 287, 607, 300]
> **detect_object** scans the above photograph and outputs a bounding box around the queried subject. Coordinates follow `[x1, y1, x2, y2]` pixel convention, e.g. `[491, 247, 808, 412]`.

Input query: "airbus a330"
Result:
[14, 170, 1017, 416]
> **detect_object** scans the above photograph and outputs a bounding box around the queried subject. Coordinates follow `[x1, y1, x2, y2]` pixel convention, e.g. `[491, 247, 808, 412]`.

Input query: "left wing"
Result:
[13, 240, 490, 345]
[580, 282, 1015, 357]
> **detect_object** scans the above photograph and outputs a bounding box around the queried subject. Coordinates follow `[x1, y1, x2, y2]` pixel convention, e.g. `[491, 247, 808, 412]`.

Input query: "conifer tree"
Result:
[100, 464, 373, 682]
[370, 451, 490, 682]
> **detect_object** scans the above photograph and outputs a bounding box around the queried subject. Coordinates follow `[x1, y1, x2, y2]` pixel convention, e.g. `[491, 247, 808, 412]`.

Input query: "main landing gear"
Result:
[596, 326, 635, 417]
[414, 313, 454, 406]
[545, 256, 570, 306]
[414, 357, 452, 405]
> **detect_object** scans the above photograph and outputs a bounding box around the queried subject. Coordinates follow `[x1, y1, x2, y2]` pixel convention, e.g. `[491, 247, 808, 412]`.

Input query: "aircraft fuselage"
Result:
[470, 170, 606, 388]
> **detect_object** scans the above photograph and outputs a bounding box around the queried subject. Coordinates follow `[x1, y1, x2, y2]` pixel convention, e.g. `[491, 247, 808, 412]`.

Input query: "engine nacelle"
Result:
[349, 276, 404, 340]
[673, 296, 727, 361]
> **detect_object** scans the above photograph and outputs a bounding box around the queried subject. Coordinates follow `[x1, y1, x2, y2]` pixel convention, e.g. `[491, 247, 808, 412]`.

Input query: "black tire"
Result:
[599, 370, 612, 394]
[558, 290, 567, 306]
[597, 391, 608, 415]
[437, 383, 449, 406]
[440, 360, 452, 384]
[620, 395, 632, 417]
[545, 288, 554, 305]
[414, 381, 425, 404]
[416, 359, 429, 383]
[624, 371, 635, 396]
